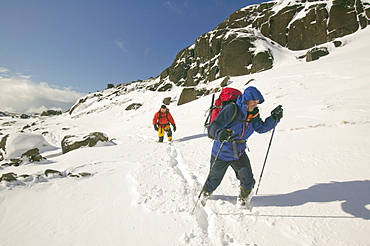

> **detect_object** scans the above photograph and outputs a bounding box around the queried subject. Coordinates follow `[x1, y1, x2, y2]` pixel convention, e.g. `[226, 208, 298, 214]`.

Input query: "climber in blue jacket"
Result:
[202, 86, 283, 206]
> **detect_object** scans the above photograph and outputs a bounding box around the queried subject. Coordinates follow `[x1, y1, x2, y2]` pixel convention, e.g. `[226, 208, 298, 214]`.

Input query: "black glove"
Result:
[172, 125, 177, 132]
[154, 124, 158, 131]
[218, 129, 234, 142]
[271, 105, 283, 120]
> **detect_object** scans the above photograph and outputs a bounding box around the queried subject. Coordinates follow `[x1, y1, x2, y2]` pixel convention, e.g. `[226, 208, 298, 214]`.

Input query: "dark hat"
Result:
[161, 105, 167, 109]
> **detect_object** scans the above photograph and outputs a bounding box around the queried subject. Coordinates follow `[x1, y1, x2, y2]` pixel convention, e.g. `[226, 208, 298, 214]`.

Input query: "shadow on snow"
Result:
[177, 133, 208, 142]
[214, 180, 370, 220]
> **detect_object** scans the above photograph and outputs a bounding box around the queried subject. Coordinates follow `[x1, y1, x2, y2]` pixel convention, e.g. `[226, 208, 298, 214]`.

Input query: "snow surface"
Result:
[1, 28, 370, 246]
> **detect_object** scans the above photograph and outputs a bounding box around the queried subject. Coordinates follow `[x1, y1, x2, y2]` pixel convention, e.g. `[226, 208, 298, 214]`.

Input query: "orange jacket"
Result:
[153, 109, 176, 128]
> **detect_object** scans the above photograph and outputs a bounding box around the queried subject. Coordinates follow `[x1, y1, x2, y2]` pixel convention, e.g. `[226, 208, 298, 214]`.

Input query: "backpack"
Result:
[158, 110, 169, 121]
[204, 87, 242, 139]
[156, 109, 171, 127]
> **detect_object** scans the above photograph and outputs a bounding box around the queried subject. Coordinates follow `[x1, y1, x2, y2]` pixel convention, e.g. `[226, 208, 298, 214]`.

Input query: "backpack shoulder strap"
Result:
[235, 107, 260, 123]
[158, 111, 168, 119]
[228, 102, 239, 125]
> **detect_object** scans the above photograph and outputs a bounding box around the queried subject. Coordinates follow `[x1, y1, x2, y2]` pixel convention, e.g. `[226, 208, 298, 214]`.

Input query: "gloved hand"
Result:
[271, 105, 283, 120]
[172, 125, 177, 132]
[154, 124, 158, 131]
[218, 129, 234, 142]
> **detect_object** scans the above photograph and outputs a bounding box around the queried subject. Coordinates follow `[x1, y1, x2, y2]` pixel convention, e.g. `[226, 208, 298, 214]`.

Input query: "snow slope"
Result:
[1, 28, 370, 245]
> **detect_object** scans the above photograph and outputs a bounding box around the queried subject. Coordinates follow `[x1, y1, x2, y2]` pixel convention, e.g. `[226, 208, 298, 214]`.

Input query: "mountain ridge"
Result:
[157, 0, 370, 88]
[65, 0, 369, 111]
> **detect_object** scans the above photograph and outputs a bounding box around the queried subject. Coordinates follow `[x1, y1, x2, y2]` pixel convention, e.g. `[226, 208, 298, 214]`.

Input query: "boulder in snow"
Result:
[67, 172, 92, 178]
[162, 97, 172, 105]
[178, 88, 197, 105]
[0, 172, 17, 182]
[61, 132, 109, 154]
[0, 133, 57, 161]
[125, 103, 142, 111]
[21, 148, 45, 162]
[1, 158, 22, 167]
[44, 169, 63, 178]
[306, 47, 330, 62]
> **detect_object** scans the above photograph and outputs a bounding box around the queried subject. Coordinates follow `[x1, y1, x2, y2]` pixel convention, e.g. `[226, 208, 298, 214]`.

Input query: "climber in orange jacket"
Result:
[152, 105, 176, 142]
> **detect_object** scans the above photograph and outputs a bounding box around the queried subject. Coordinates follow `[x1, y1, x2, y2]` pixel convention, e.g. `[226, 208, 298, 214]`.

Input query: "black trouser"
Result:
[204, 152, 255, 193]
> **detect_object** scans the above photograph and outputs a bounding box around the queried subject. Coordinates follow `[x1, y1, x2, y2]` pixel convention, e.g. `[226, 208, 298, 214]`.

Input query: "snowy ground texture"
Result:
[1, 28, 370, 246]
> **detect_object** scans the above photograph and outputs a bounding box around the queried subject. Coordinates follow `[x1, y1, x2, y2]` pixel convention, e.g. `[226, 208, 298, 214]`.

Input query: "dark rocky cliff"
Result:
[158, 0, 370, 88]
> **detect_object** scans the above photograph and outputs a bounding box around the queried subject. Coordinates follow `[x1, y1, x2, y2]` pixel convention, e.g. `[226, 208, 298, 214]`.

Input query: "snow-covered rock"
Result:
[0, 133, 57, 160]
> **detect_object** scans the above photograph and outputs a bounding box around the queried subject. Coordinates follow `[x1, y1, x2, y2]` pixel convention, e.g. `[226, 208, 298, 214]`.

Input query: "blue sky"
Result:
[0, 0, 266, 113]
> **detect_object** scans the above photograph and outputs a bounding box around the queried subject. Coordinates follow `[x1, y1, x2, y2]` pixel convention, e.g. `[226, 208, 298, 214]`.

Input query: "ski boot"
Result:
[158, 137, 164, 143]
[200, 190, 212, 206]
[238, 187, 252, 207]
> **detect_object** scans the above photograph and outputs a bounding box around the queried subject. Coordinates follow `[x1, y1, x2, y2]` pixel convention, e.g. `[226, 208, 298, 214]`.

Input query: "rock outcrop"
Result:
[158, 0, 369, 89]
[61, 132, 110, 154]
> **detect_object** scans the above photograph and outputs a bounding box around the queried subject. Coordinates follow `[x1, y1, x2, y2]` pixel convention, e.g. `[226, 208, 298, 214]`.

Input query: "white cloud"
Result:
[114, 39, 128, 52]
[0, 67, 9, 73]
[163, 1, 186, 16]
[0, 68, 85, 114]
[144, 47, 152, 56]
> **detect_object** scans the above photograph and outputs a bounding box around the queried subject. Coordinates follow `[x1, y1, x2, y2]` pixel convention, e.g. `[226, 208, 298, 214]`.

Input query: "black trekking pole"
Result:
[204, 94, 215, 128]
[255, 123, 277, 195]
[192, 140, 226, 213]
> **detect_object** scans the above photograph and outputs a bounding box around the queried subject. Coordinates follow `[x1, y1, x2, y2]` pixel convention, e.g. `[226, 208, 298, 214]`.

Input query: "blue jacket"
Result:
[209, 86, 278, 161]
